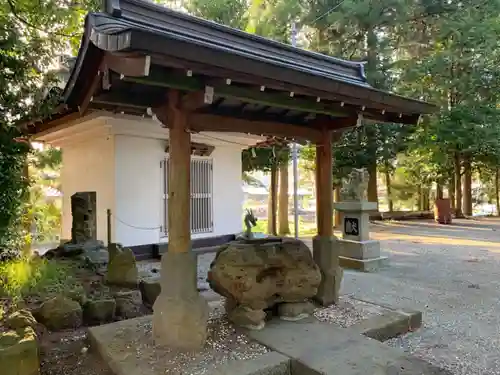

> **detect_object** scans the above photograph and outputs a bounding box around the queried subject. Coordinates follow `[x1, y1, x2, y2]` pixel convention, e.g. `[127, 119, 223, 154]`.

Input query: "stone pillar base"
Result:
[337, 239, 388, 273]
[152, 252, 209, 350]
[339, 255, 389, 272]
[312, 236, 343, 306]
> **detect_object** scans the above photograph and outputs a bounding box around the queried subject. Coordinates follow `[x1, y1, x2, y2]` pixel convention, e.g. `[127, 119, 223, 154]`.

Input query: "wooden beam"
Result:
[165, 141, 215, 156]
[316, 127, 333, 236]
[187, 113, 323, 142]
[104, 53, 151, 77]
[166, 90, 191, 253]
[182, 91, 205, 111]
[149, 54, 432, 117]
[121, 71, 348, 118]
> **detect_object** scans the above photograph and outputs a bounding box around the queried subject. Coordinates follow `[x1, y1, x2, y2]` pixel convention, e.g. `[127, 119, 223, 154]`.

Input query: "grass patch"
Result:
[251, 218, 318, 237]
[0, 257, 78, 302]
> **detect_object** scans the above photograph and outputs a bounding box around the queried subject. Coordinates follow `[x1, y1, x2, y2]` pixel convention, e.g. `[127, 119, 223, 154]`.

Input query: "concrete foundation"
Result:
[339, 255, 389, 272]
[334, 200, 388, 273]
[152, 251, 209, 350]
[338, 239, 388, 272]
[339, 239, 380, 259]
[312, 236, 343, 306]
[247, 318, 452, 375]
[89, 299, 444, 375]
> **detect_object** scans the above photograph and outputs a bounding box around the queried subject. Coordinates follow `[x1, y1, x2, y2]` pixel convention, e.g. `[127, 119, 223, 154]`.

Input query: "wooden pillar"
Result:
[313, 127, 342, 306]
[315, 131, 333, 236]
[167, 91, 191, 253]
[152, 90, 208, 350]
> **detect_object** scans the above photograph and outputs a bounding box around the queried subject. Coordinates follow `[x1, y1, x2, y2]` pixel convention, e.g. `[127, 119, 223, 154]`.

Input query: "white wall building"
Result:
[35, 112, 264, 254]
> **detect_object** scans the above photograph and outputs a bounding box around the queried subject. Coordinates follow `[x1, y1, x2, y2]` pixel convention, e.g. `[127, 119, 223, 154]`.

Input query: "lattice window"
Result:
[161, 157, 214, 235]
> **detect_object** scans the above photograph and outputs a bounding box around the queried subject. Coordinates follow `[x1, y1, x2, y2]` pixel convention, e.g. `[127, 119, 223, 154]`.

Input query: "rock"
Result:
[277, 301, 315, 321]
[83, 299, 116, 324]
[106, 243, 138, 287]
[208, 238, 321, 326]
[0, 327, 39, 375]
[44, 239, 107, 261]
[5, 309, 37, 330]
[80, 240, 109, 270]
[38, 295, 82, 331]
[227, 306, 266, 330]
[65, 286, 88, 306]
[139, 280, 161, 307]
[114, 290, 143, 319]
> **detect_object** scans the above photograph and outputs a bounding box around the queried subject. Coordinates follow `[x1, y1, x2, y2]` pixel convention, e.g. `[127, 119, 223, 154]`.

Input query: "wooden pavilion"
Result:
[25, 0, 436, 349]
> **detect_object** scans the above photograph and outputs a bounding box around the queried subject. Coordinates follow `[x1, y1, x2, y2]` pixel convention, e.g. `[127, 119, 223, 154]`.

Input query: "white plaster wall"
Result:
[113, 135, 165, 247]
[113, 135, 244, 247]
[39, 113, 261, 248]
[210, 146, 244, 237]
[60, 132, 115, 243]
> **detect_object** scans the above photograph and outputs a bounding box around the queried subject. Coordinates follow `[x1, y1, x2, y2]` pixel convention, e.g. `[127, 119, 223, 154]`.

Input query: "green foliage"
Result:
[0, 129, 31, 258]
[184, 0, 249, 29]
[0, 0, 91, 257]
[242, 146, 289, 172]
[0, 257, 76, 301]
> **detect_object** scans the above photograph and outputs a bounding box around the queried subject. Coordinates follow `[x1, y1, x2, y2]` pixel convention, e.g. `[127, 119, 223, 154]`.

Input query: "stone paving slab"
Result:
[350, 308, 422, 342]
[88, 314, 280, 375]
[247, 318, 452, 375]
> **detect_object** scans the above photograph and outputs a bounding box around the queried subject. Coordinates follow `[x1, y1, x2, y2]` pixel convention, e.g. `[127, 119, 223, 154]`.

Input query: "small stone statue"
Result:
[341, 168, 370, 202]
[243, 209, 258, 239]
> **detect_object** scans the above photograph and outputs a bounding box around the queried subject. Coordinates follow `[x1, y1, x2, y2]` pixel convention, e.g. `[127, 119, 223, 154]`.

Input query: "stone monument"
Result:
[208, 238, 321, 330]
[70, 192, 97, 243]
[45, 192, 108, 269]
[334, 168, 388, 272]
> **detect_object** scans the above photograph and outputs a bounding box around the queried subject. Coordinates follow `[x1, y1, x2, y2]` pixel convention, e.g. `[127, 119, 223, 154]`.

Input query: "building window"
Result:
[162, 157, 214, 235]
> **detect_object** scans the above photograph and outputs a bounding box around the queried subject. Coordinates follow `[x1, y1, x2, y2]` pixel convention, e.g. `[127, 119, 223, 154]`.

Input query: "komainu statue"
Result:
[340, 168, 370, 202]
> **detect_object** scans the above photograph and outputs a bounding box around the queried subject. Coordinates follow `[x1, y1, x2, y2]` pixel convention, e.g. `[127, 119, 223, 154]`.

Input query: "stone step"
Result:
[209, 352, 290, 375]
[247, 318, 452, 375]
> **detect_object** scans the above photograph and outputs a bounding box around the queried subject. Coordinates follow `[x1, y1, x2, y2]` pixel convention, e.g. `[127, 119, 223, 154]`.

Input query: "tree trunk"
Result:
[462, 155, 472, 216]
[496, 169, 500, 216]
[436, 184, 444, 200]
[422, 187, 430, 211]
[384, 169, 393, 212]
[417, 185, 423, 211]
[278, 162, 290, 235]
[334, 186, 341, 227]
[367, 161, 378, 209]
[267, 165, 278, 235]
[22, 160, 32, 256]
[449, 171, 456, 211]
[454, 152, 464, 218]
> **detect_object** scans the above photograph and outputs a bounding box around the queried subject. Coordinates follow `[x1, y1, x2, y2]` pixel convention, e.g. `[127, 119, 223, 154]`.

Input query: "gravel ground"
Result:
[99, 302, 269, 375]
[313, 295, 385, 327]
[144, 219, 500, 374]
[39, 328, 111, 375]
[331, 218, 500, 375]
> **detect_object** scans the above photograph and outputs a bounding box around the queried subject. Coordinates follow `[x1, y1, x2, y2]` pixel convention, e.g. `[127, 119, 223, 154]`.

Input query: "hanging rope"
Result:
[110, 211, 162, 231]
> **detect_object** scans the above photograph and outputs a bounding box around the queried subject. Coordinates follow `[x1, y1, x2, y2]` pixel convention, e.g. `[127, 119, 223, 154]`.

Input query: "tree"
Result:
[242, 146, 289, 234]
[0, 0, 96, 258]
[393, 0, 500, 216]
